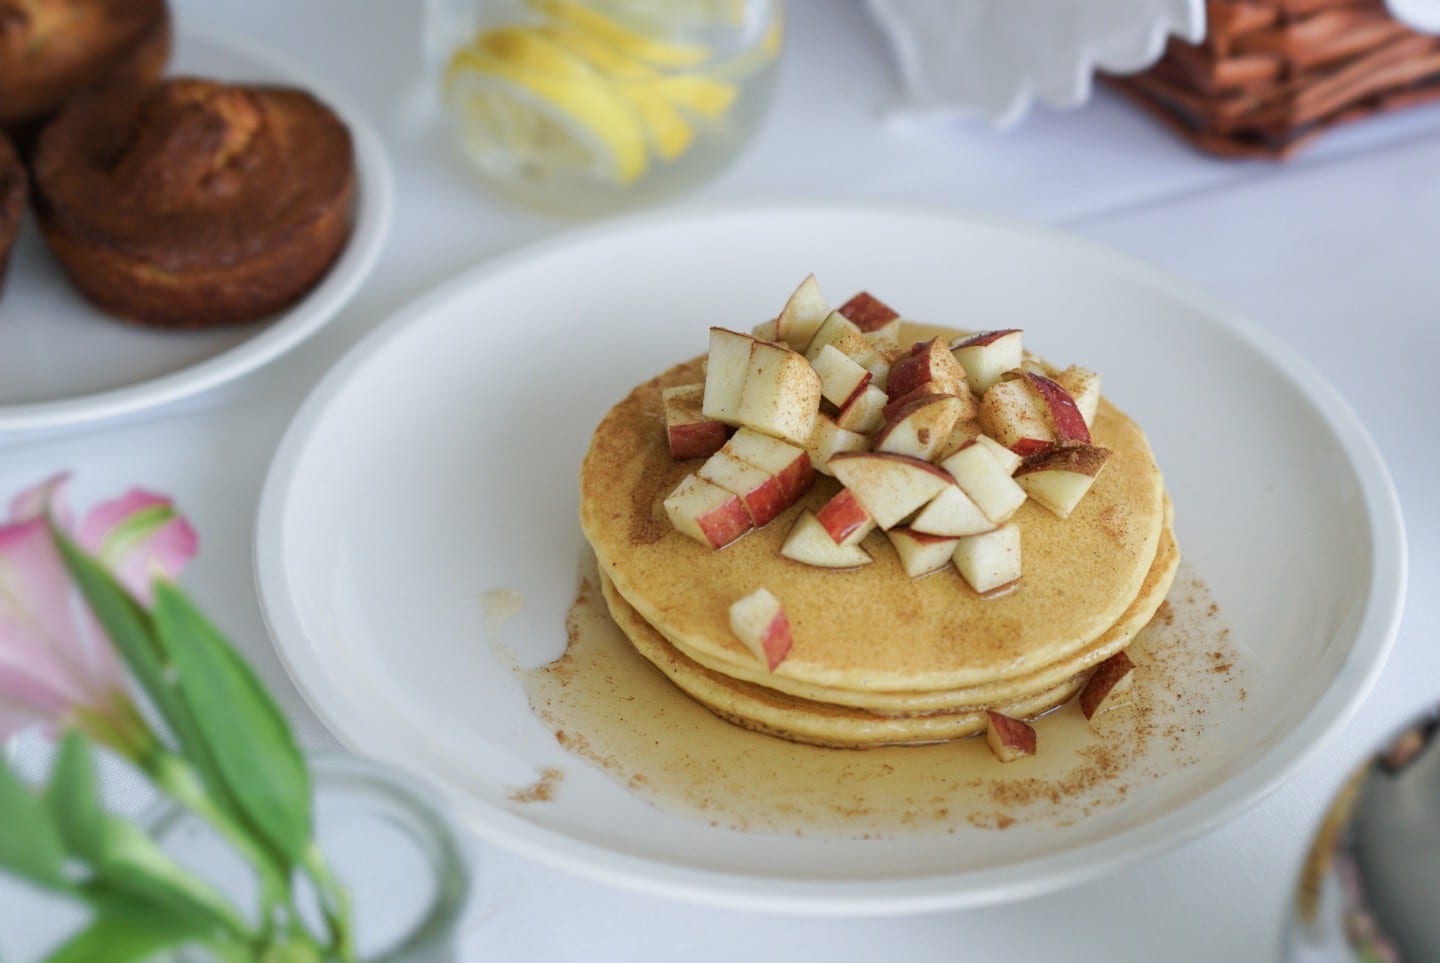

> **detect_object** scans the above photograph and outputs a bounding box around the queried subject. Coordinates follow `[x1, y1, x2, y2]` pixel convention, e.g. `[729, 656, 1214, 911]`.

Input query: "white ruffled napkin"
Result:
[866, 0, 1440, 125]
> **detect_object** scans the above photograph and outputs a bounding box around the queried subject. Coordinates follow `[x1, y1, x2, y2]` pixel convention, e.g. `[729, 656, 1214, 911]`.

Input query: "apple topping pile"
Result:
[663, 274, 1114, 593]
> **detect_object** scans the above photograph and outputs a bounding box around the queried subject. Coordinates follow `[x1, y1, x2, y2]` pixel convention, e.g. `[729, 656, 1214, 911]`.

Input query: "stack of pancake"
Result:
[580, 327, 1177, 748]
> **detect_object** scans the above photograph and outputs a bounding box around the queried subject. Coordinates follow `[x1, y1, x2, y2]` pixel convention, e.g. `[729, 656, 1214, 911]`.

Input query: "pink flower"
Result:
[0, 474, 197, 745]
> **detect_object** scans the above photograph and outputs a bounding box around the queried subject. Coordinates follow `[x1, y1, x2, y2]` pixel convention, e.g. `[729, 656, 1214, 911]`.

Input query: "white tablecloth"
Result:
[2, 1, 1435, 959]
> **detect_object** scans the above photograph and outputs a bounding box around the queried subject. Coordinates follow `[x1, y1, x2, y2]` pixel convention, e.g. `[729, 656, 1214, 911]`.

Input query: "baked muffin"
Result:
[0, 131, 24, 297]
[32, 77, 356, 328]
[0, 0, 171, 140]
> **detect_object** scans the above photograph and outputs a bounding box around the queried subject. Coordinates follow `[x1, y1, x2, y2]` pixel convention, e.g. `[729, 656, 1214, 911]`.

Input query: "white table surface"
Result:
[2, 1, 1436, 959]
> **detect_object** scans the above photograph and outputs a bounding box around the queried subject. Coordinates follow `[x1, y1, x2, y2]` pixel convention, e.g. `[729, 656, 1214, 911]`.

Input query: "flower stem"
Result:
[302, 842, 355, 961]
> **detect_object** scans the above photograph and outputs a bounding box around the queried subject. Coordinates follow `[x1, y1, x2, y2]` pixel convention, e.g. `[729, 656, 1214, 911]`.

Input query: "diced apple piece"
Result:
[1014, 444, 1112, 519]
[750, 319, 778, 341]
[806, 312, 889, 387]
[1024, 371, 1091, 445]
[985, 711, 1036, 762]
[722, 428, 815, 504]
[775, 273, 830, 351]
[702, 327, 759, 423]
[975, 434, 1023, 475]
[887, 527, 960, 578]
[734, 340, 822, 445]
[828, 452, 952, 530]
[780, 510, 874, 569]
[810, 344, 873, 409]
[953, 524, 1022, 594]
[663, 474, 753, 549]
[873, 394, 965, 461]
[728, 588, 793, 670]
[978, 376, 1054, 455]
[863, 317, 902, 352]
[835, 384, 888, 434]
[663, 384, 728, 460]
[950, 329, 1023, 395]
[887, 337, 971, 401]
[1080, 650, 1136, 720]
[937, 419, 983, 460]
[698, 451, 788, 527]
[805, 415, 870, 475]
[939, 443, 1028, 524]
[838, 291, 900, 332]
[1055, 366, 1100, 429]
[910, 485, 993, 537]
[815, 487, 876, 547]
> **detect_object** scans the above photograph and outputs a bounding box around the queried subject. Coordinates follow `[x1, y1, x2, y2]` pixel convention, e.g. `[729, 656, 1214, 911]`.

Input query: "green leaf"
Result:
[150, 582, 312, 866]
[45, 732, 105, 863]
[42, 900, 212, 963]
[0, 759, 68, 892]
[53, 530, 265, 863]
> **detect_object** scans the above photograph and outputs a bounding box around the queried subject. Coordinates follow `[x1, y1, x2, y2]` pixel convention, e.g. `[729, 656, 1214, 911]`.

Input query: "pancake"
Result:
[599, 514, 1176, 746]
[580, 324, 1167, 695]
[601, 573, 1091, 747]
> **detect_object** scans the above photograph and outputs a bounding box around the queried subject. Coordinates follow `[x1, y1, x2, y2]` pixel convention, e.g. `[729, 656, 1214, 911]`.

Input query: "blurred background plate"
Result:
[0, 23, 392, 434]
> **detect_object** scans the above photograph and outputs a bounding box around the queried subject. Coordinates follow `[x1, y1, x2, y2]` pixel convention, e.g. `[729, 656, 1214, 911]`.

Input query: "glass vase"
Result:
[424, 0, 785, 215]
[144, 753, 471, 962]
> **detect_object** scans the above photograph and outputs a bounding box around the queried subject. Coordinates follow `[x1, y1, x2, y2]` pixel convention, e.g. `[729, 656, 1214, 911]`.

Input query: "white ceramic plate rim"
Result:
[0, 23, 394, 434]
[255, 203, 1406, 915]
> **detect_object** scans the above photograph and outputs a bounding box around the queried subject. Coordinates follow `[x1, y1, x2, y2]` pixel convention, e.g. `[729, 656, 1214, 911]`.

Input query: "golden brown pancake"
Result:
[580, 324, 1166, 695]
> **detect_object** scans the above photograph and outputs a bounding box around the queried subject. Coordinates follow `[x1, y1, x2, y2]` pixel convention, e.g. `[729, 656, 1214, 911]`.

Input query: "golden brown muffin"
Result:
[0, 130, 24, 296]
[0, 0, 171, 140]
[32, 77, 356, 328]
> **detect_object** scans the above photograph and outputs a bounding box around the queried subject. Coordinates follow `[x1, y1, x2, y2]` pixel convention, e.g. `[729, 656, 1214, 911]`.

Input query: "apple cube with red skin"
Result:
[1014, 444, 1112, 519]
[909, 485, 993, 537]
[952, 523, 1022, 594]
[721, 428, 815, 504]
[698, 451, 789, 526]
[815, 487, 876, 546]
[974, 434, 1023, 474]
[663, 384, 729, 460]
[887, 527, 960, 578]
[985, 711, 1037, 762]
[937, 419, 983, 460]
[978, 376, 1055, 455]
[888, 338, 971, 401]
[1055, 366, 1100, 429]
[810, 343, 873, 409]
[828, 452, 953, 530]
[1080, 650, 1136, 720]
[663, 474, 753, 549]
[781, 510, 874, 569]
[873, 394, 966, 462]
[804, 414, 870, 475]
[734, 340, 822, 445]
[838, 291, 900, 332]
[951, 329, 1023, 394]
[775, 273, 830, 351]
[864, 317, 903, 352]
[1024, 371, 1091, 445]
[729, 588, 793, 670]
[835, 384, 888, 434]
[940, 443, 1028, 523]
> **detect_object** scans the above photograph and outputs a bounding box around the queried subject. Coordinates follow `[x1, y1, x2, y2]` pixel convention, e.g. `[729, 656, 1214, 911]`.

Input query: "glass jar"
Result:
[144, 754, 471, 962]
[1284, 709, 1440, 962]
[424, 0, 784, 215]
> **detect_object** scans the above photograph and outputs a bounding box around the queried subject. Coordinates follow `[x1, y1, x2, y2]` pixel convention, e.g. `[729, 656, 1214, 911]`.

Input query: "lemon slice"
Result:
[447, 38, 649, 185]
[527, 0, 713, 67]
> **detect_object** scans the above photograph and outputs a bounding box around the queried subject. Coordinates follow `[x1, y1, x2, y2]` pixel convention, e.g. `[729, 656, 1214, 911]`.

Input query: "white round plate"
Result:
[255, 206, 1405, 914]
[0, 23, 392, 433]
